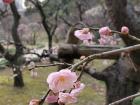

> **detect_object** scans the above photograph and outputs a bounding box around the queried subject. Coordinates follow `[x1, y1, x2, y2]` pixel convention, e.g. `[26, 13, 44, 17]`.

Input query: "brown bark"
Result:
[88, 0, 140, 105]
[85, 57, 140, 105]
[58, 44, 120, 59]
[1, 1, 25, 87]
[105, 0, 140, 64]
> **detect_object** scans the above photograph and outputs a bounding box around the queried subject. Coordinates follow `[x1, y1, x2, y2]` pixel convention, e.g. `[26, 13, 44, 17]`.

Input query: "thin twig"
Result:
[35, 63, 72, 68]
[109, 92, 140, 105]
[29, 63, 72, 71]
[39, 89, 51, 105]
[70, 44, 140, 70]
[89, 27, 140, 43]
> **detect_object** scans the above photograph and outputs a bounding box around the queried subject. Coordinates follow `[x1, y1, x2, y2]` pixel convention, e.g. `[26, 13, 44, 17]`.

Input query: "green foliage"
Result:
[133, 97, 140, 105]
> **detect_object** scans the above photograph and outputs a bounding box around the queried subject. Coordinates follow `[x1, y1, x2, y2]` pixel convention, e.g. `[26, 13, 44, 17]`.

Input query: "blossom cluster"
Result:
[74, 28, 93, 45]
[29, 69, 85, 105]
[46, 69, 85, 104]
[74, 26, 129, 46]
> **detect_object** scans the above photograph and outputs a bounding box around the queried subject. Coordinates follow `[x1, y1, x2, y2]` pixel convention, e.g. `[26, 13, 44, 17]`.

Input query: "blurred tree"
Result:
[0, 1, 24, 87]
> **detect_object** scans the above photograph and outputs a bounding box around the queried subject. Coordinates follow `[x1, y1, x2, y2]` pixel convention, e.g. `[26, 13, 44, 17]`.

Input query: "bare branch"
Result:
[75, 1, 84, 21]
[28, 0, 37, 7]
[89, 27, 140, 43]
[10, 1, 23, 57]
[60, 16, 73, 26]
[70, 44, 140, 70]
[109, 92, 140, 105]
[42, 0, 50, 8]
[29, 63, 72, 71]
[50, 8, 59, 36]
[39, 89, 51, 105]
[58, 44, 120, 59]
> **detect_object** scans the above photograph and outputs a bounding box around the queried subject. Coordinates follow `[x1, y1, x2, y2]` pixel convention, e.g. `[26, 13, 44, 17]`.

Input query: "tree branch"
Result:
[10, 1, 23, 58]
[70, 44, 140, 70]
[109, 92, 140, 105]
[58, 44, 120, 59]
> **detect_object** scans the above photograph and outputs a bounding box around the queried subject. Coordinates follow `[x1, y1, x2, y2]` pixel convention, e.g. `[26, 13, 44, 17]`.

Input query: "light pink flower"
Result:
[47, 69, 77, 93]
[121, 26, 129, 35]
[83, 40, 90, 45]
[45, 95, 58, 103]
[99, 26, 112, 36]
[58, 92, 77, 104]
[98, 38, 106, 45]
[71, 83, 85, 96]
[74, 28, 93, 41]
[110, 40, 117, 45]
[29, 99, 39, 105]
[98, 36, 117, 45]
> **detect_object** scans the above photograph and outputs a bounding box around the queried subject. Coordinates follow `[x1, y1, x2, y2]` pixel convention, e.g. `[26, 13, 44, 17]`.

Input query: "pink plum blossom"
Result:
[47, 69, 77, 93]
[98, 37, 107, 45]
[110, 40, 117, 45]
[121, 26, 129, 35]
[83, 40, 90, 45]
[29, 99, 39, 105]
[45, 92, 58, 103]
[74, 28, 93, 41]
[58, 92, 77, 104]
[71, 82, 85, 96]
[99, 26, 112, 36]
[98, 36, 117, 45]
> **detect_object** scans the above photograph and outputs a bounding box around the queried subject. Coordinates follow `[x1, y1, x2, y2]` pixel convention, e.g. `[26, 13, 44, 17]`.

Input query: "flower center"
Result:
[59, 76, 65, 82]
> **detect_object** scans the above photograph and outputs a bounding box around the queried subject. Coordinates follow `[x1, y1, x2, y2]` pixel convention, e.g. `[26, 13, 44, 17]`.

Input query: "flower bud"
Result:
[121, 26, 129, 35]
[99, 26, 112, 36]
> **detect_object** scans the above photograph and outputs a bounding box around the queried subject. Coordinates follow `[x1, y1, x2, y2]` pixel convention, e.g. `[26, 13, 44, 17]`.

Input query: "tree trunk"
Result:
[13, 66, 24, 87]
[103, 0, 140, 104]
[48, 35, 53, 50]
[85, 57, 140, 105]
[104, 59, 140, 105]
[10, 1, 24, 87]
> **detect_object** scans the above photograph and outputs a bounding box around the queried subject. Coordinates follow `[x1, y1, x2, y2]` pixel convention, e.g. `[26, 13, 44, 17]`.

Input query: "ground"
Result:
[0, 60, 139, 105]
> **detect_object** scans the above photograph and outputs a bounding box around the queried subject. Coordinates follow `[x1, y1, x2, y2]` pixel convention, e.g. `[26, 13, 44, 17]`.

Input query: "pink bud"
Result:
[121, 26, 129, 35]
[99, 26, 112, 36]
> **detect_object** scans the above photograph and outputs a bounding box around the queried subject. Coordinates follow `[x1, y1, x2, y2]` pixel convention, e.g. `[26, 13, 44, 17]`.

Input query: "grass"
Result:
[0, 60, 107, 105]
[1, 59, 139, 105]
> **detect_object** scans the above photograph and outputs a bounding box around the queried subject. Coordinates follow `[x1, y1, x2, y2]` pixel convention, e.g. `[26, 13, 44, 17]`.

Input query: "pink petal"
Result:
[45, 95, 58, 103]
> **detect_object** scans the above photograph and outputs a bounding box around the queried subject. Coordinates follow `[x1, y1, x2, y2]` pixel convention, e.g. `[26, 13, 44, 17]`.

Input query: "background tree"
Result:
[0, 1, 24, 87]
